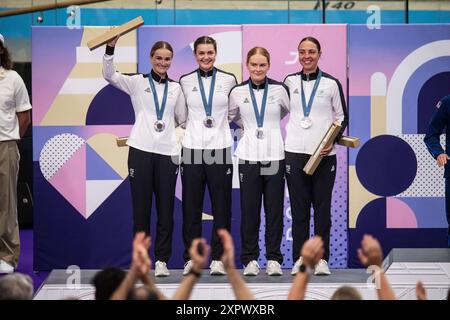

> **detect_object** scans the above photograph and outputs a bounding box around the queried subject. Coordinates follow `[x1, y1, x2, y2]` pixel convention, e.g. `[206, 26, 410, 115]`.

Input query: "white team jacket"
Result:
[180, 68, 237, 150]
[229, 78, 290, 161]
[283, 69, 348, 156]
[103, 53, 187, 156]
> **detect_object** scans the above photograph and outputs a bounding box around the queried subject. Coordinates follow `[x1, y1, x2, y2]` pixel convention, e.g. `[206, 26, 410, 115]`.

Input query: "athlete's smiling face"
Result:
[151, 48, 173, 77]
[247, 53, 270, 85]
[298, 40, 321, 74]
[195, 44, 216, 72]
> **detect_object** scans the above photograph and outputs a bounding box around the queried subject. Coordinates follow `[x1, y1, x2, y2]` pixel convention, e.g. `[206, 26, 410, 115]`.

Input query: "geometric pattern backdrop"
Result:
[348, 24, 450, 268]
[32, 26, 137, 269]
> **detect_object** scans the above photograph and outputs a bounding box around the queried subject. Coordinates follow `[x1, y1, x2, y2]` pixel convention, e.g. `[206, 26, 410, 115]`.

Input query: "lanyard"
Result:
[148, 76, 168, 121]
[300, 70, 322, 118]
[197, 68, 216, 117]
[248, 78, 269, 128]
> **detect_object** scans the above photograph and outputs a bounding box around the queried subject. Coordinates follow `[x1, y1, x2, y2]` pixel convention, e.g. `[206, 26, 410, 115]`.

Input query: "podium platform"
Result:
[33, 248, 450, 300]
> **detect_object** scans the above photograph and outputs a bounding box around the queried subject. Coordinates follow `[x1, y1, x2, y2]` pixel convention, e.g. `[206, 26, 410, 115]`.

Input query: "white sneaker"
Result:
[0, 260, 14, 274]
[182, 260, 193, 276]
[314, 259, 331, 275]
[266, 260, 283, 276]
[210, 260, 226, 275]
[291, 257, 304, 275]
[155, 261, 170, 277]
[243, 260, 260, 276]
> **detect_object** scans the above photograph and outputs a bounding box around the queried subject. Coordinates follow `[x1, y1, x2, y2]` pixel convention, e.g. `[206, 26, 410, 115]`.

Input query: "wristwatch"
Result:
[298, 264, 313, 275]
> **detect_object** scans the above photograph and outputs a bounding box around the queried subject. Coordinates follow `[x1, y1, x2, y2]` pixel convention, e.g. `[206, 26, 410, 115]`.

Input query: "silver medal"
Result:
[256, 128, 265, 139]
[300, 117, 313, 129]
[154, 120, 165, 132]
[203, 116, 215, 128]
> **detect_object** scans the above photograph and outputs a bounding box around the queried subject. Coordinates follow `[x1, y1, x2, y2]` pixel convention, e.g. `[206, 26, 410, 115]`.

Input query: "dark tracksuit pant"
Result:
[239, 160, 285, 265]
[285, 152, 336, 262]
[181, 147, 233, 261]
[128, 147, 179, 263]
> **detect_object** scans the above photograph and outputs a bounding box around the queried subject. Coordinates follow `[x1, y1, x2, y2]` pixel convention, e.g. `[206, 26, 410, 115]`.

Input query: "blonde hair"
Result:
[331, 286, 362, 300]
[246, 46, 270, 65]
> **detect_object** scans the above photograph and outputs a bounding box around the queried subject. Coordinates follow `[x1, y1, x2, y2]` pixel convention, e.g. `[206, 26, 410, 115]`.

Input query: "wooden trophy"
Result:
[303, 122, 342, 175]
[116, 137, 128, 147]
[87, 16, 144, 51]
[338, 135, 360, 148]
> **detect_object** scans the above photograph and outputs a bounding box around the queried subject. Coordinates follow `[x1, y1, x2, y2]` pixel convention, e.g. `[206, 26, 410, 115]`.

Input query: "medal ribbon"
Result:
[300, 70, 322, 118]
[197, 68, 217, 117]
[148, 76, 168, 121]
[248, 78, 269, 128]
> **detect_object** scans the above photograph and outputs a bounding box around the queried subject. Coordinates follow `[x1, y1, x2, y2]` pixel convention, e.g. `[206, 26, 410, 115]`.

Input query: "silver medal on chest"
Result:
[203, 116, 215, 128]
[154, 120, 165, 132]
[300, 117, 312, 129]
[256, 128, 265, 139]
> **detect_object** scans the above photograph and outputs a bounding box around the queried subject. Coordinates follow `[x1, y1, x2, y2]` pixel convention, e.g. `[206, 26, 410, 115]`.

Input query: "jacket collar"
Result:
[249, 77, 267, 90]
[300, 67, 320, 81]
[198, 68, 215, 77]
[151, 69, 168, 83]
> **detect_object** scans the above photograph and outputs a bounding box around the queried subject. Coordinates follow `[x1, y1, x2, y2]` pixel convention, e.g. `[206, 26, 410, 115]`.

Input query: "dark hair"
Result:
[193, 36, 217, 53]
[0, 41, 13, 70]
[246, 46, 270, 65]
[92, 267, 126, 300]
[150, 41, 173, 57]
[298, 36, 321, 53]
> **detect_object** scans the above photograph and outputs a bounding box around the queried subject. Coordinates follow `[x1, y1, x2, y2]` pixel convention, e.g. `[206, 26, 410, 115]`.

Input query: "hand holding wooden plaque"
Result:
[303, 122, 342, 175]
[87, 16, 144, 50]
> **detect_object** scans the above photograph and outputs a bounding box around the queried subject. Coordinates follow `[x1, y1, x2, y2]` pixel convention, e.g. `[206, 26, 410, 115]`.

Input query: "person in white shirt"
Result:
[0, 34, 31, 274]
[229, 47, 290, 276]
[103, 35, 187, 277]
[284, 37, 348, 276]
[179, 36, 237, 276]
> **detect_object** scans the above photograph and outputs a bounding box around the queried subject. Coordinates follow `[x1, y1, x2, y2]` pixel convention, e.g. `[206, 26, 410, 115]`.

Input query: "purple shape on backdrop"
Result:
[401, 57, 450, 134]
[86, 144, 122, 180]
[356, 135, 417, 196]
[356, 198, 387, 230]
[349, 197, 447, 267]
[349, 96, 371, 166]
[86, 85, 135, 125]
